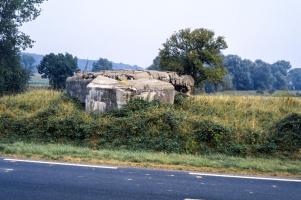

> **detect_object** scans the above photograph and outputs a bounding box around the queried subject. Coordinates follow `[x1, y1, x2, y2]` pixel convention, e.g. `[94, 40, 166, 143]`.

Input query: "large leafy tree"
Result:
[224, 55, 254, 90]
[92, 58, 113, 72]
[252, 60, 276, 90]
[38, 53, 78, 89]
[0, 0, 46, 95]
[271, 61, 291, 90]
[159, 28, 228, 88]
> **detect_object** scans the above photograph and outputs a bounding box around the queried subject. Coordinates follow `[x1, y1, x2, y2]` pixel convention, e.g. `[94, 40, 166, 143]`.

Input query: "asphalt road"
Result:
[0, 158, 300, 200]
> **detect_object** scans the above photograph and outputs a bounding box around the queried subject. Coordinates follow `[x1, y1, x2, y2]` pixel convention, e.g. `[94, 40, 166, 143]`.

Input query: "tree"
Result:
[92, 58, 113, 72]
[289, 68, 301, 90]
[159, 28, 228, 88]
[0, 0, 46, 95]
[21, 54, 36, 75]
[223, 55, 293, 91]
[271, 61, 291, 90]
[148, 56, 161, 70]
[38, 53, 78, 89]
[252, 60, 276, 90]
[223, 55, 254, 90]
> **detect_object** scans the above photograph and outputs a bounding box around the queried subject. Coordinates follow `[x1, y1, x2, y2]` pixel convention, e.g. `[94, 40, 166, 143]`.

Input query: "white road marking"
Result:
[184, 199, 202, 200]
[189, 172, 301, 182]
[0, 168, 14, 173]
[3, 158, 117, 169]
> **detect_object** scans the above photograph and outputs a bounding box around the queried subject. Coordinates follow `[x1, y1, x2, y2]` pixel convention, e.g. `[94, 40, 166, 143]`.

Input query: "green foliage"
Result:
[289, 69, 301, 90]
[159, 28, 228, 88]
[2, 142, 301, 176]
[122, 98, 160, 112]
[92, 58, 113, 72]
[110, 98, 160, 117]
[0, 56, 30, 95]
[100, 110, 184, 153]
[223, 55, 254, 90]
[174, 93, 187, 107]
[223, 55, 293, 91]
[272, 113, 301, 153]
[0, 0, 46, 95]
[21, 54, 36, 75]
[192, 120, 234, 153]
[147, 56, 161, 70]
[38, 53, 78, 89]
[1, 90, 301, 157]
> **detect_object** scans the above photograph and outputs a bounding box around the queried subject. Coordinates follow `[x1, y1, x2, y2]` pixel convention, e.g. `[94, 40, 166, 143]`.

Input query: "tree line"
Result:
[148, 33, 301, 92]
[222, 55, 300, 91]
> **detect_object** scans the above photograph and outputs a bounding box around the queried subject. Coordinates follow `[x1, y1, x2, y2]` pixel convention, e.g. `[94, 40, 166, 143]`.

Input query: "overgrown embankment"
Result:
[0, 89, 300, 158]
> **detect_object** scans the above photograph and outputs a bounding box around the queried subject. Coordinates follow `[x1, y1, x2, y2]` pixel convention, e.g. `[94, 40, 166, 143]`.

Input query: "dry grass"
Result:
[181, 95, 301, 137]
[0, 90, 62, 117]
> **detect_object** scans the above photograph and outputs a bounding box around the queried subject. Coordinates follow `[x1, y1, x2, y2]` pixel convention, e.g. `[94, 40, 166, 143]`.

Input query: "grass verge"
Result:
[0, 142, 301, 178]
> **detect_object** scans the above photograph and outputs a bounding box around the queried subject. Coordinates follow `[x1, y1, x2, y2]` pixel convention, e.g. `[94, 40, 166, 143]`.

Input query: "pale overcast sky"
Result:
[22, 0, 301, 68]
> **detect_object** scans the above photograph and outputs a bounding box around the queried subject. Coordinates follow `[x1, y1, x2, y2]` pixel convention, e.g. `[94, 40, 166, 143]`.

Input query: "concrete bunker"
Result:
[66, 70, 194, 113]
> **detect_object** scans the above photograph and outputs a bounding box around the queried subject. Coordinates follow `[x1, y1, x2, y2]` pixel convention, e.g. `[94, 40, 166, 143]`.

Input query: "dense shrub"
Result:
[272, 113, 301, 153]
[192, 120, 234, 153]
[99, 108, 185, 153]
[110, 98, 160, 117]
[174, 93, 187, 106]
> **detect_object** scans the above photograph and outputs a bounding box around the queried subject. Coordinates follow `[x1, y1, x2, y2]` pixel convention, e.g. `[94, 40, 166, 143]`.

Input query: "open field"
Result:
[28, 73, 49, 87]
[213, 90, 301, 96]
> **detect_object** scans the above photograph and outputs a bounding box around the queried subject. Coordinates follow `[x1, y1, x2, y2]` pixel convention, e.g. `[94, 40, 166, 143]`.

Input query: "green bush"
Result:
[98, 110, 185, 153]
[174, 93, 187, 106]
[192, 120, 234, 153]
[110, 98, 160, 117]
[272, 113, 301, 153]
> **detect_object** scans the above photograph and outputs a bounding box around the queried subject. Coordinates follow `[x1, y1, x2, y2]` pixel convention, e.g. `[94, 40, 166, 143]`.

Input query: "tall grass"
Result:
[184, 95, 300, 135]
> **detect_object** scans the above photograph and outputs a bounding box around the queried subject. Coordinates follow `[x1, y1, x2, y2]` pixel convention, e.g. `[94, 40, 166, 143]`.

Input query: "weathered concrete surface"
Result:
[86, 76, 175, 113]
[66, 70, 194, 113]
[94, 70, 195, 95]
[66, 74, 93, 103]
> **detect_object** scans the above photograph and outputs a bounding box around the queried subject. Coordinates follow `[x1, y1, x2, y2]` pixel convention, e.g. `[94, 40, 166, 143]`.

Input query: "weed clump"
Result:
[272, 113, 301, 153]
[192, 120, 234, 153]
